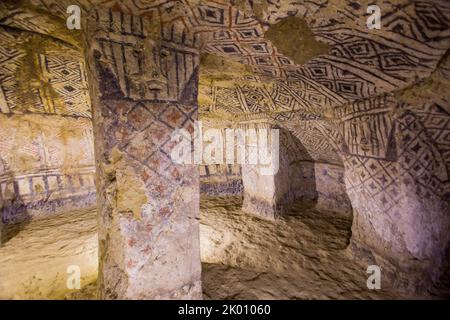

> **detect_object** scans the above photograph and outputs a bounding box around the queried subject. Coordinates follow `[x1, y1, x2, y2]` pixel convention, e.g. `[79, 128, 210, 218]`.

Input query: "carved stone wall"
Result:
[335, 94, 450, 291]
[0, 25, 95, 224]
[200, 164, 243, 196]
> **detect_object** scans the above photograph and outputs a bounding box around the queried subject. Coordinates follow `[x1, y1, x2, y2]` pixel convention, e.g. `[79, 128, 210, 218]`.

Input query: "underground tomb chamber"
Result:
[0, 0, 450, 300]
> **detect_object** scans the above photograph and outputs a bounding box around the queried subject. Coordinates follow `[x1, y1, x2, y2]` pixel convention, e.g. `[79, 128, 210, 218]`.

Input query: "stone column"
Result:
[84, 9, 201, 299]
[241, 122, 284, 220]
[242, 164, 280, 220]
[241, 122, 321, 220]
[336, 95, 450, 292]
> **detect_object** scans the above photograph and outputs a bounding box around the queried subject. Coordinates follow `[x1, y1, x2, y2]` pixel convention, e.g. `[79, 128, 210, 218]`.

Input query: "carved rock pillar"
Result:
[84, 9, 201, 299]
[241, 124, 319, 220]
[242, 164, 280, 220]
[241, 122, 285, 220]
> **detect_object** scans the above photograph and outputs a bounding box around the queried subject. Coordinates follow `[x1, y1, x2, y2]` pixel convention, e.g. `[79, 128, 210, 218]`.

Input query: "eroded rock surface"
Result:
[4, 197, 448, 300]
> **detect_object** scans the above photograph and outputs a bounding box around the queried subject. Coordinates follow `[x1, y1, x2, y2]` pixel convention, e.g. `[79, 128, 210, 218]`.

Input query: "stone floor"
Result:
[200, 197, 404, 300]
[0, 196, 443, 299]
[0, 208, 98, 299]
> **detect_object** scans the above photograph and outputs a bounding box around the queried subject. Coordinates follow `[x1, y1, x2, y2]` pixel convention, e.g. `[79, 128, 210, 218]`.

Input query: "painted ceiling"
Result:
[0, 0, 449, 165]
